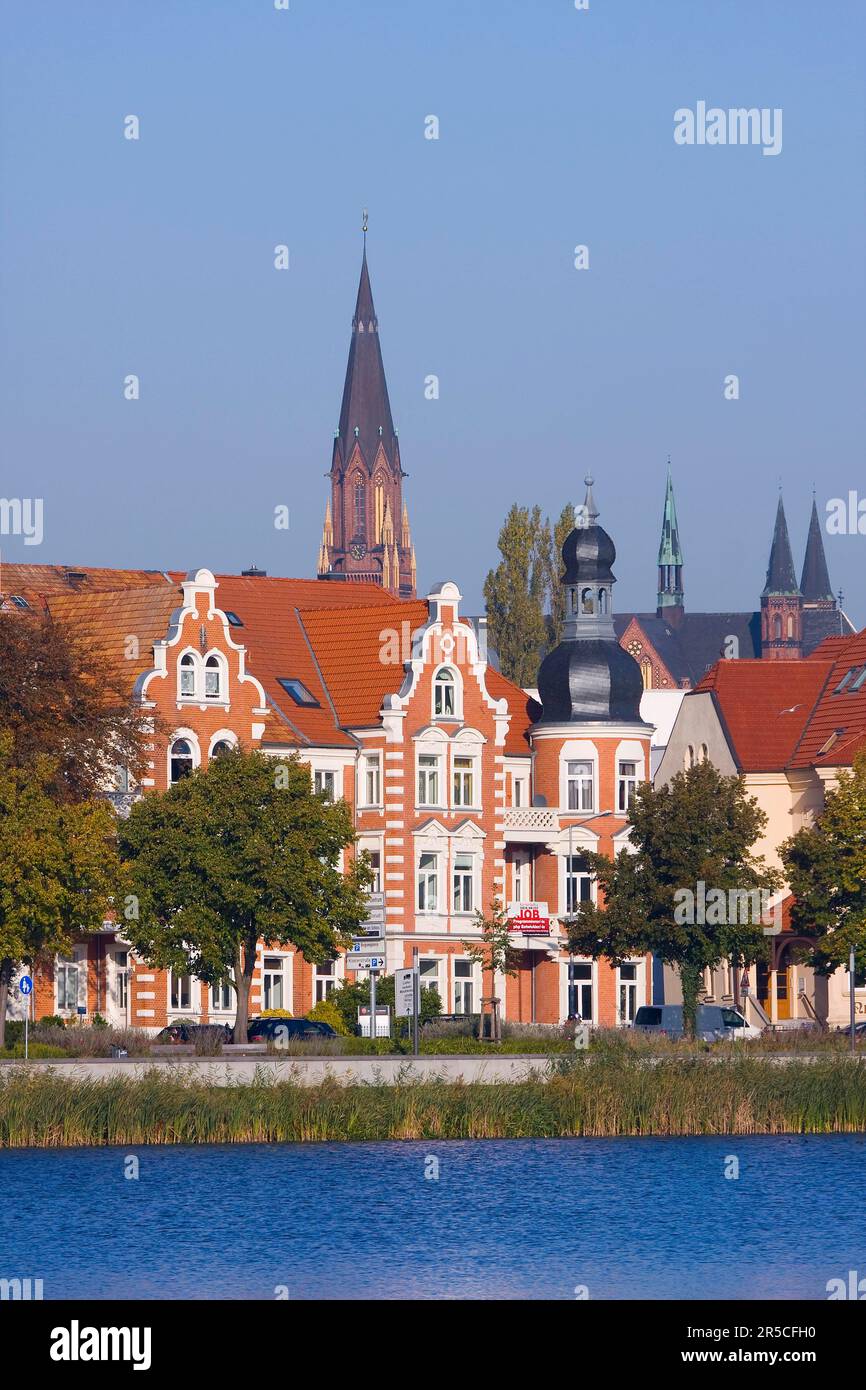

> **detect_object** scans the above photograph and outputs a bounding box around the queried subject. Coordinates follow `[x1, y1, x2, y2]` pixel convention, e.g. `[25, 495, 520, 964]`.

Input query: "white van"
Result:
[633, 1004, 761, 1041]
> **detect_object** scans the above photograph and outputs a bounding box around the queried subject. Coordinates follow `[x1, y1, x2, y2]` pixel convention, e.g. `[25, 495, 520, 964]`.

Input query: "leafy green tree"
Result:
[483, 504, 549, 686]
[118, 748, 372, 1042]
[562, 762, 781, 1037]
[781, 752, 866, 976]
[462, 898, 522, 1040]
[328, 972, 442, 1037]
[0, 736, 120, 1047]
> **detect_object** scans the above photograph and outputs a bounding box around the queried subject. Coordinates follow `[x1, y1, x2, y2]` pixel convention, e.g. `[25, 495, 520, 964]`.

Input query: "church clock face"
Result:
[350, 541, 367, 560]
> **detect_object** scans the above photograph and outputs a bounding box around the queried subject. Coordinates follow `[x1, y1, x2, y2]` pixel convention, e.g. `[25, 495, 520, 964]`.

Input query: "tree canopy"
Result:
[0, 735, 120, 1046]
[782, 752, 866, 975]
[118, 747, 373, 1041]
[562, 761, 781, 1035]
[0, 611, 150, 801]
[483, 502, 579, 685]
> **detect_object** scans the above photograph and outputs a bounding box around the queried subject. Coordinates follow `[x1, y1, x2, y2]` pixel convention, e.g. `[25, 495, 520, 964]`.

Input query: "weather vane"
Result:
[362, 208, 368, 243]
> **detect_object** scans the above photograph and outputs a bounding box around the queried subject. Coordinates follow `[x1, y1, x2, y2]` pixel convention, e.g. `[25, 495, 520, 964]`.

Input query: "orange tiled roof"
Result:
[694, 659, 832, 771]
[484, 666, 534, 755]
[789, 627, 866, 769]
[0, 563, 171, 610]
[298, 598, 431, 728]
[46, 586, 181, 683]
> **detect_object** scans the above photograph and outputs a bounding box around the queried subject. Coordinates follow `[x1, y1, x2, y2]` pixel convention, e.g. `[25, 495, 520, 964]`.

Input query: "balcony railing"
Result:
[502, 806, 558, 835]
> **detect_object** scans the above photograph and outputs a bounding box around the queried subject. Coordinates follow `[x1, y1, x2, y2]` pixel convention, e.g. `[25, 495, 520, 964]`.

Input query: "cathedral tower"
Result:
[317, 231, 415, 596]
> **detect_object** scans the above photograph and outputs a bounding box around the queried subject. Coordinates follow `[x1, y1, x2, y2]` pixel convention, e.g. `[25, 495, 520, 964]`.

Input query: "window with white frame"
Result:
[314, 961, 337, 1003]
[204, 654, 223, 700]
[56, 958, 80, 1012]
[513, 850, 531, 901]
[366, 850, 382, 894]
[617, 760, 638, 812]
[115, 952, 129, 1013]
[417, 752, 441, 806]
[211, 979, 233, 1011]
[565, 854, 593, 915]
[179, 652, 196, 697]
[512, 775, 528, 807]
[170, 973, 192, 1012]
[360, 754, 381, 807]
[170, 738, 194, 784]
[262, 956, 286, 1012]
[418, 852, 439, 911]
[433, 667, 456, 718]
[566, 760, 594, 812]
[567, 961, 593, 1021]
[314, 769, 335, 801]
[419, 958, 441, 995]
[453, 960, 475, 1014]
[453, 755, 474, 807]
[452, 853, 474, 913]
[618, 962, 639, 1024]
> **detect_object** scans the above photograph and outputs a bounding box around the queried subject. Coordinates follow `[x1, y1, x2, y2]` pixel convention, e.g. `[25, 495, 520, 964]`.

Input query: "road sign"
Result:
[358, 1004, 390, 1038]
[350, 937, 384, 950]
[346, 955, 386, 971]
[395, 968, 417, 1017]
[19, 975, 32, 996]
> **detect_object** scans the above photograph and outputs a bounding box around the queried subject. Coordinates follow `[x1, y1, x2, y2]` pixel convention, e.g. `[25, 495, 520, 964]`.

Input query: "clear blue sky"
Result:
[1, 0, 863, 622]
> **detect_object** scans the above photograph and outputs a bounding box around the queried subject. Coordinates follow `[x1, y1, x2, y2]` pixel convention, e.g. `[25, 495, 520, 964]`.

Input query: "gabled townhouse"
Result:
[1, 480, 656, 1034]
[657, 625, 866, 1026]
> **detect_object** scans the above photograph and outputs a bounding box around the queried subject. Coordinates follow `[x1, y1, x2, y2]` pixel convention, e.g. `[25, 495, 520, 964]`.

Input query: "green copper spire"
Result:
[657, 461, 684, 613]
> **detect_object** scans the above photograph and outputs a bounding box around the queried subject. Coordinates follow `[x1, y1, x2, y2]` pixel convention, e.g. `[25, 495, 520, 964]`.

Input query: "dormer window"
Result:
[433, 667, 456, 718]
[179, 653, 196, 697]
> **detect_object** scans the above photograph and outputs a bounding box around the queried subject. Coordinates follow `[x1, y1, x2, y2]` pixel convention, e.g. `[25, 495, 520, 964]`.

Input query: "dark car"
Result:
[247, 1017, 337, 1043]
[154, 1022, 232, 1045]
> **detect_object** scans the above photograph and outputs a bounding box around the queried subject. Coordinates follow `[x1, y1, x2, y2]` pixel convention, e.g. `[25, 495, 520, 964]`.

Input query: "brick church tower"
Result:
[761, 493, 803, 660]
[317, 234, 416, 596]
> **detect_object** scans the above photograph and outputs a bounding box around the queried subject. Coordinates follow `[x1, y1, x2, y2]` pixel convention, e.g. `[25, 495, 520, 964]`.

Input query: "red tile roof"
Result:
[694, 660, 832, 771]
[788, 626, 866, 769]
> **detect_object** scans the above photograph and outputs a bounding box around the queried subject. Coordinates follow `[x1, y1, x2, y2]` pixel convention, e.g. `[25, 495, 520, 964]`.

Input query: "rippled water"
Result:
[2, 1135, 864, 1299]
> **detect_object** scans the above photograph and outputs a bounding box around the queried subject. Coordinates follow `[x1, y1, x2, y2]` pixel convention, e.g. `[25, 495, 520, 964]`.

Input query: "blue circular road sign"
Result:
[19, 975, 33, 996]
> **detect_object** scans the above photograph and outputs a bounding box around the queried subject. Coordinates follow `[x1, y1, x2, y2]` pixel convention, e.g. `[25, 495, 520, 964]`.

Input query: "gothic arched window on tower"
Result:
[581, 588, 595, 615]
[374, 476, 385, 541]
[787, 614, 794, 639]
[773, 614, 782, 640]
[354, 476, 366, 536]
[598, 588, 608, 615]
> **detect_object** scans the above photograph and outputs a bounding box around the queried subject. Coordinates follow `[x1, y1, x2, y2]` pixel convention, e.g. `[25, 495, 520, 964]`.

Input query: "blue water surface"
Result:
[1, 1136, 864, 1299]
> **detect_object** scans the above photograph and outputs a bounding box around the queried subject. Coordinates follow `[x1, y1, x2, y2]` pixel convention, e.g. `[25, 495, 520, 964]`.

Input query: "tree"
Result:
[483, 505, 549, 686]
[0, 611, 150, 801]
[462, 899, 522, 1040]
[781, 752, 866, 976]
[546, 503, 577, 647]
[561, 762, 781, 1037]
[118, 748, 372, 1042]
[328, 972, 443, 1038]
[0, 736, 120, 1047]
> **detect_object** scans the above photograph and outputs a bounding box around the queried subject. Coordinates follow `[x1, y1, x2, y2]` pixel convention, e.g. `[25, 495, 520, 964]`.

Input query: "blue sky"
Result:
[1, 0, 863, 622]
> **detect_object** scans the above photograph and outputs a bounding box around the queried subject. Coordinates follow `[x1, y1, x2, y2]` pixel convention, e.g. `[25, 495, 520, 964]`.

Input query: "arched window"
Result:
[179, 652, 196, 697]
[569, 587, 578, 614]
[433, 667, 456, 718]
[354, 475, 366, 535]
[581, 588, 595, 615]
[700, 744, 709, 763]
[204, 655, 223, 700]
[598, 588, 608, 615]
[685, 744, 695, 770]
[374, 476, 385, 540]
[641, 659, 653, 690]
[773, 614, 782, 640]
[211, 740, 234, 759]
[170, 738, 194, 784]
[787, 614, 794, 639]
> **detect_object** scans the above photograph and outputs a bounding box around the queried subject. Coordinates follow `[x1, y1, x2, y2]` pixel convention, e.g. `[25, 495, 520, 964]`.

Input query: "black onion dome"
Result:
[536, 638, 644, 724]
[561, 522, 616, 584]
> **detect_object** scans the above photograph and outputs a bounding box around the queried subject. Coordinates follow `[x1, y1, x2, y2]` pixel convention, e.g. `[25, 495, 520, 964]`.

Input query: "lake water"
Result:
[2, 1136, 864, 1299]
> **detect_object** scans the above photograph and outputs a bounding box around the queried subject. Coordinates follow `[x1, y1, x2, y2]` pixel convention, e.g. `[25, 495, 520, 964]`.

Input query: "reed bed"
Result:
[2, 1055, 866, 1147]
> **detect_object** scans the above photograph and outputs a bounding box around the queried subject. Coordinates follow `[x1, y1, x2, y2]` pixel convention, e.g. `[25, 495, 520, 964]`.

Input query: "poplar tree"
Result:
[483, 505, 549, 687]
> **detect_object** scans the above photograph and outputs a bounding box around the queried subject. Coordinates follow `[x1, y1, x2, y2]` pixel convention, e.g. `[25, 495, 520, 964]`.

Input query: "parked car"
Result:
[632, 1004, 762, 1041]
[247, 1017, 337, 1043]
[154, 1022, 232, 1045]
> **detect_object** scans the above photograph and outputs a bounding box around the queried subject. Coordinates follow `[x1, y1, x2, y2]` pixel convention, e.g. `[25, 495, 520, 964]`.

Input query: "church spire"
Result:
[318, 228, 415, 596]
[800, 496, 834, 606]
[656, 462, 684, 619]
[762, 492, 800, 596]
[761, 492, 803, 660]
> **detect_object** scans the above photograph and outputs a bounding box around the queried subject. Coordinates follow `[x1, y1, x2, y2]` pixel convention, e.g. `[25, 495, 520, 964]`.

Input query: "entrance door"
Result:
[757, 960, 790, 1020]
[618, 963, 639, 1024]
